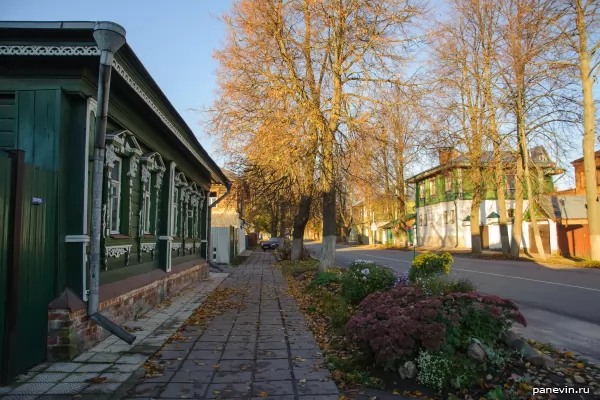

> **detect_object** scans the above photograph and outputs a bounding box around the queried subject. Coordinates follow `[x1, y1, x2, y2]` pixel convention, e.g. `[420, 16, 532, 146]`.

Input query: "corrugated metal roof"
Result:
[540, 195, 588, 220]
[406, 146, 561, 183]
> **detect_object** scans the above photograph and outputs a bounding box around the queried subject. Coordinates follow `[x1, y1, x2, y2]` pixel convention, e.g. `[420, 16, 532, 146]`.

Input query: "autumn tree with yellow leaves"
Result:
[209, 0, 426, 269]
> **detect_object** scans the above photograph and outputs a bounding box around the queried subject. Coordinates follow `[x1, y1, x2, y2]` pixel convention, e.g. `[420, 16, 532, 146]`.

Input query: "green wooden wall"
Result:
[0, 153, 12, 374]
[0, 94, 15, 148]
[16, 90, 61, 171]
[415, 168, 555, 207]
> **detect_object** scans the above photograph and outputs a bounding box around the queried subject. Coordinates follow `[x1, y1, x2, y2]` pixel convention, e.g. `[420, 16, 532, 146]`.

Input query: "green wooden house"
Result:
[0, 21, 230, 380]
[406, 147, 562, 250]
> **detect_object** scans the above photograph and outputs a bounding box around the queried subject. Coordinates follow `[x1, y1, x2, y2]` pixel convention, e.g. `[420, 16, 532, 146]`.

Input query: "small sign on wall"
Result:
[32, 197, 43, 205]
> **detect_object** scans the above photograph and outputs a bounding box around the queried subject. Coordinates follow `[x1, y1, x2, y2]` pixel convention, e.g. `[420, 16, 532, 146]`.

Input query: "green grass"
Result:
[279, 259, 319, 277]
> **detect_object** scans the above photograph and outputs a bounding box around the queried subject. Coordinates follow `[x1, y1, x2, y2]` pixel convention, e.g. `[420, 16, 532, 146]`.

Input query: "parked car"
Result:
[261, 239, 280, 251]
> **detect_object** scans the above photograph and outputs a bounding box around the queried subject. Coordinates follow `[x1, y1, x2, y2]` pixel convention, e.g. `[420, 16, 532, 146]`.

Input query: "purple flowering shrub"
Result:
[394, 271, 410, 287]
[346, 285, 527, 363]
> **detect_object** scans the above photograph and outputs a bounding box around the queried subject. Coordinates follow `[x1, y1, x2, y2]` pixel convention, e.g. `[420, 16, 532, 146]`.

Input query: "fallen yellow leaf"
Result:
[565, 351, 574, 358]
[393, 390, 400, 395]
[259, 392, 268, 397]
[577, 363, 584, 369]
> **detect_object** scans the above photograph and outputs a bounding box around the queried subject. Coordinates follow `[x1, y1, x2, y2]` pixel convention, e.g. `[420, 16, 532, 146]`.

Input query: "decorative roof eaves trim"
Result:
[405, 162, 466, 184]
[0, 45, 100, 56]
[0, 44, 226, 186]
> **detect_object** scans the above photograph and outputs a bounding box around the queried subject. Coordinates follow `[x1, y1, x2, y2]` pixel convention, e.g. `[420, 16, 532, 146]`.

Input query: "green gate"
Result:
[16, 163, 57, 374]
[0, 151, 58, 382]
[0, 152, 12, 382]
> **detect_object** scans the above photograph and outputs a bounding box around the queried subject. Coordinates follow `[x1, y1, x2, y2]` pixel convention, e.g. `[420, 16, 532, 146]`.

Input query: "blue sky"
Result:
[4, 0, 233, 164]
[3, 0, 596, 190]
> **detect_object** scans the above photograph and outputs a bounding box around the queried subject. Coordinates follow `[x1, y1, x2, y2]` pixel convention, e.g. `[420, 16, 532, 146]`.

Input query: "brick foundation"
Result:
[47, 262, 208, 361]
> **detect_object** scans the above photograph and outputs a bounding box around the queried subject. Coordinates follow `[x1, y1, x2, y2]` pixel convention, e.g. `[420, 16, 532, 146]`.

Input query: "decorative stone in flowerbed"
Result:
[276, 254, 600, 400]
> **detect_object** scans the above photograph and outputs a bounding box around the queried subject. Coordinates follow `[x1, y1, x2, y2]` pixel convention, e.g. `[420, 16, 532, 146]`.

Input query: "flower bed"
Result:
[276, 254, 600, 400]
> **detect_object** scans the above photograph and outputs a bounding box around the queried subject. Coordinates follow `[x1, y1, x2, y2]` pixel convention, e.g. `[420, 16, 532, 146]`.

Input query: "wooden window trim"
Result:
[172, 188, 179, 237]
[142, 178, 152, 235]
[109, 156, 122, 234]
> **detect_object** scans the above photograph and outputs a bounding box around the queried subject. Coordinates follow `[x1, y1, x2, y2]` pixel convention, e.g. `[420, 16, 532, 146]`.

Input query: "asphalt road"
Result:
[305, 242, 600, 363]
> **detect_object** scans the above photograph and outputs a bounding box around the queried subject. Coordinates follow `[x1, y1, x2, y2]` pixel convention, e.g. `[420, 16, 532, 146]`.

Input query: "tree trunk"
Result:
[470, 189, 483, 254]
[496, 165, 511, 253]
[469, 165, 483, 254]
[291, 195, 312, 261]
[279, 201, 286, 240]
[270, 204, 279, 237]
[396, 161, 407, 247]
[320, 127, 336, 271]
[511, 155, 524, 257]
[320, 189, 336, 270]
[485, 58, 510, 253]
[518, 117, 546, 260]
[576, 3, 600, 261]
[519, 141, 546, 260]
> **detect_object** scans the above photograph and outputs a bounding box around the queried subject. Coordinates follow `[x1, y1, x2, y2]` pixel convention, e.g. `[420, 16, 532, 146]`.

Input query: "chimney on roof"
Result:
[438, 147, 458, 165]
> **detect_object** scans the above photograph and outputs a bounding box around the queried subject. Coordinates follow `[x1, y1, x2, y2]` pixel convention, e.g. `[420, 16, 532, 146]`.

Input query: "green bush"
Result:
[581, 260, 600, 268]
[279, 259, 319, 277]
[319, 291, 353, 330]
[340, 260, 397, 304]
[414, 276, 476, 297]
[408, 252, 453, 282]
[309, 271, 341, 289]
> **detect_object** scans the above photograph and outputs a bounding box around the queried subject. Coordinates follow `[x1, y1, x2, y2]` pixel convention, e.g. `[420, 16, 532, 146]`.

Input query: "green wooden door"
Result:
[16, 164, 58, 373]
[0, 153, 12, 377]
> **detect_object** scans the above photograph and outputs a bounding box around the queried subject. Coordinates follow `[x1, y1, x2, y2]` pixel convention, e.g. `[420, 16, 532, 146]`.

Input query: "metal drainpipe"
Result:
[88, 22, 135, 344]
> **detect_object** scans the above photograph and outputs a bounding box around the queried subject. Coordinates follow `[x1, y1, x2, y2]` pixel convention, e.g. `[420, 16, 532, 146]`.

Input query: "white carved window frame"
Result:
[188, 182, 205, 239]
[140, 152, 166, 237]
[429, 178, 436, 196]
[173, 172, 189, 238]
[104, 130, 143, 238]
[109, 155, 123, 234]
[445, 172, 453, 192]
[172, 186, 179, 237]
[142, 177, 151, 234]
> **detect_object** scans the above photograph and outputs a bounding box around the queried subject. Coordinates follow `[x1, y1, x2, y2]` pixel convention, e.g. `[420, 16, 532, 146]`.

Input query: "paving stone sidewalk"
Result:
[0, 273, 228, 400]
[124, 251, 340, 400]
